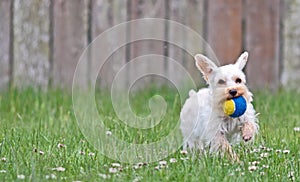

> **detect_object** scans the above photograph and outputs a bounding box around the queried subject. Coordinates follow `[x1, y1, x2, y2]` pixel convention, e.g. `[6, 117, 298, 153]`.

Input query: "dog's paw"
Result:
[241, 121, 256, 142]
[242, 132, 253, 142]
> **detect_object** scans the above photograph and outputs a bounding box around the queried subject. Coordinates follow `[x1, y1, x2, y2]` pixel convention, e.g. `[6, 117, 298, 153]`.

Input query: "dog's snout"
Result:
[229, 89, 237, 97]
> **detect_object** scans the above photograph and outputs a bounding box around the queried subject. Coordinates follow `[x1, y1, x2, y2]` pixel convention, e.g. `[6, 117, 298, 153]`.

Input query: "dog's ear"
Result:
[195, 54, 217, 82]
[235, 52, 248, 70]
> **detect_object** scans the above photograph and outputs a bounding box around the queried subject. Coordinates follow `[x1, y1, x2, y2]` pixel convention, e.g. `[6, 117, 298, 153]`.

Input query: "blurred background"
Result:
[0, 0, 299, 91]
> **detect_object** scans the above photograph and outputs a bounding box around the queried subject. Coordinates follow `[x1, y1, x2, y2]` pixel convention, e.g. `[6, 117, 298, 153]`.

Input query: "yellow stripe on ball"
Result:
[223, 99, 235, 116]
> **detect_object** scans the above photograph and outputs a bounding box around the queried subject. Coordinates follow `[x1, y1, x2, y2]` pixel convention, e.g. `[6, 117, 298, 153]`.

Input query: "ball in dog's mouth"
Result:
[223, 96, 247, 118]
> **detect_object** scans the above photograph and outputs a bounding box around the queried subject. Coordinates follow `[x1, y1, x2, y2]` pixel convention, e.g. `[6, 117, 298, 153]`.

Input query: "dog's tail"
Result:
[189, 89, 197, 97]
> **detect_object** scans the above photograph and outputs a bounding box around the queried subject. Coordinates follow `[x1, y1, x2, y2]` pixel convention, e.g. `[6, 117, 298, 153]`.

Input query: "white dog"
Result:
[180, 52, 258, 160]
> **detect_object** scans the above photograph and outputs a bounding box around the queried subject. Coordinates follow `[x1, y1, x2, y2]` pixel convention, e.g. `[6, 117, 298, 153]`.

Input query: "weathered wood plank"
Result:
[168, 0, 205, 86]
[128, 0, 166, 90]
[0, 0, 12, 90]
[52, 0, 88, 89]
[92, 0, 127, 89]
[13, 0, 50, 89]
[282, 0, 300, 91]
[207, 0, 242, 65]
[168, 0, 186, 86]
[244, 0, 281, 90]
[185, 0, 205, 86]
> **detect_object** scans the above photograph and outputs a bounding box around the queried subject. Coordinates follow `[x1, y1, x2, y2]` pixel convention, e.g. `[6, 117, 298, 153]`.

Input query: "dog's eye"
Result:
[235, 78, 242, 83]
[218, 79, 226, 84]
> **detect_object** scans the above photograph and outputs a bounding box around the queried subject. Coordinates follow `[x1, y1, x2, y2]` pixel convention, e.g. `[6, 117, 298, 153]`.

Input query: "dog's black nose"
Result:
[229, 89, 237, 97]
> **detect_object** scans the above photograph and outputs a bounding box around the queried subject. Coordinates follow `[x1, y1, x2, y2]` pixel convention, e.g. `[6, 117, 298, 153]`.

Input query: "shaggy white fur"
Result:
[180, 52, 259, 159]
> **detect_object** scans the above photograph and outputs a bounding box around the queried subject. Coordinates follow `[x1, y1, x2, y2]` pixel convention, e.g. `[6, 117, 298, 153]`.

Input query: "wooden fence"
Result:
[1, 0, 299, 91]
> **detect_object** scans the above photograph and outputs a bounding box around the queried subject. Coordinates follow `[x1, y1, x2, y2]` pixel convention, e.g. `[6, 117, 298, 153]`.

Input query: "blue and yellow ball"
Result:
[223, 96, 247, 118]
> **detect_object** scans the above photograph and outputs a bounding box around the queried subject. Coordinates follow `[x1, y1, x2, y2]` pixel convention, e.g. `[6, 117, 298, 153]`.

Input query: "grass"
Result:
[0, 87, 299, 181]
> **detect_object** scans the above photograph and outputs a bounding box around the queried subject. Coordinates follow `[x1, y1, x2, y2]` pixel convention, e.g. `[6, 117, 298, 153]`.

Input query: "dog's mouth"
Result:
[226, 94, 243, 100]
[214, 86, 251, 105]
[225, 87, 245, 100]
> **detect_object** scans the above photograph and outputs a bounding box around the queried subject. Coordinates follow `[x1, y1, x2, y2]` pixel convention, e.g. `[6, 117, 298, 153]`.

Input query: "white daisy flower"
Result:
[133, 165, 141, 170]
[57, 143, 66, 148]
[275, 149, 282, 153]
[293, 127, 300, 132]
[88, 152, 95, 157]
[250, 161, 260, 165]
[260, 153, 269, 158]
[52, 166, 66, 172]
[108, 168, 118, 173]
[248, 166, 258, 171]
[259, 145, 266, 150]
[180, 150, 188, 155]
[250, 148, 260, 153]
[262, 165, 269, 169]
[136, 162, 144, 167]
[17, 174, 25, 179]
[169, 158, 177, 163]
[159, 160, 167, 166]
[111, 163, 121, 167]
[283, 150, 290, 154]
[106, 131, 112, 136]
[288, 171, 295, 181]
[154, 166, 160, 170]
[1, 157, 7, 162]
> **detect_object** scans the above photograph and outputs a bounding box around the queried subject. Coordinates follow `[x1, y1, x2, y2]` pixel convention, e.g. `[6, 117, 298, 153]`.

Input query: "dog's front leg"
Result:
[210, 132, 239, 161]
[240, 104, 258, 142]
[241, 120, 257, 142]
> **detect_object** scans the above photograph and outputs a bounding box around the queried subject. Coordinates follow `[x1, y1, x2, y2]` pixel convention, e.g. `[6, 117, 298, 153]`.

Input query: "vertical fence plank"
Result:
[282, 0, 300, 90]
[168, 0, 205, 87]
[91, 0, 113, 88]
[13, 0, 50, 89]
[52, 0, 88, 89]
[207, 0, 242, 65]
[0, 0, 12, 90]
[244, 0, 281, 90]
[92, 0, 127, 89]
[92, 0, 113, 36]
[168, 0, 186, 86]
[128, 0, 166, 90]
[185, 0, 205, 86]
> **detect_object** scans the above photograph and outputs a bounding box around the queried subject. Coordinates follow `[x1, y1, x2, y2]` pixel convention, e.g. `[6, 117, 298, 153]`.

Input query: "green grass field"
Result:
[0, 88, 299, 181]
